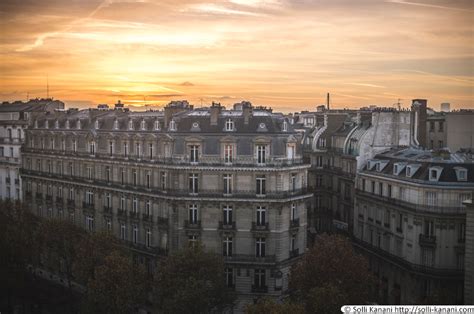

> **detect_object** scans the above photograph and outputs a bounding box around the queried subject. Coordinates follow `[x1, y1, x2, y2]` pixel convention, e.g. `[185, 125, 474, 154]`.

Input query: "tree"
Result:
[154, 244, 235, 313]
[74, 231, 121, 285]
[290, 234, 375, 313]
[38, 218, 84, 292]
[82, 251, 149, 314]
[245, 297, 305, 314]
[0, 200, 40, 311]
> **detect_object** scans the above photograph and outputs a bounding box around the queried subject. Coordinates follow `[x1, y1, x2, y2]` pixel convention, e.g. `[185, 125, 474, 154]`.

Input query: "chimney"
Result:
[411, 99, 427, 148]
[164, 100, 192, 128]
[210, 102, 222, 126]
[242, 102, 253, 125]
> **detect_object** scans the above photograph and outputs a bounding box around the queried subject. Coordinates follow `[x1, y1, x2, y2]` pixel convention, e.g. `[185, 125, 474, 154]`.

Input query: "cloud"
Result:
[385, 0, 474, 12]
[180, 81, 194, 86]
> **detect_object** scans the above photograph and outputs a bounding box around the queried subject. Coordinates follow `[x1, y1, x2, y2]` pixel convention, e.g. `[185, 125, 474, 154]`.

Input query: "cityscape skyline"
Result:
[1, 0, 473, 112]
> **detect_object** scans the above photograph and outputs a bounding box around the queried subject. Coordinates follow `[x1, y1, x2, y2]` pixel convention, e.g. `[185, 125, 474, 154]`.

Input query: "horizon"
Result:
[1, 0, 473, 112]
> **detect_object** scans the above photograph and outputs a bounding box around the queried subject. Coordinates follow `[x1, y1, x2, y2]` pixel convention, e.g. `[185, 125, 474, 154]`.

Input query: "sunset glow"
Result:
[1, 0, 473, 111]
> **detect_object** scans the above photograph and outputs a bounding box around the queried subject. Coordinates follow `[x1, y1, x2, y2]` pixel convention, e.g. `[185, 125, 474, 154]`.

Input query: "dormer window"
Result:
[141, 119, 146, 130]
[128, 119, 134, 130]
[367, 160, 378, 170]
[169, 119, 176, 131]
[55, 120, 59, 129]
[454, 167, 467, 182]
[154, 120, 160, 131]
[225, 119, 234, 131]
[114, 119, 119, 130]
[406, 164, 420, 178]
[429, 166, 443, 181]
[393, 162, 406, 175]
[375, 160, 388, 172]
[282, 120, 288, 132]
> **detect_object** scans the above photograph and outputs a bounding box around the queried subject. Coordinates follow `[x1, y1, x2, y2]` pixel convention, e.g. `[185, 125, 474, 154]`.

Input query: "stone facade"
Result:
[0, 99, 64, 200]
[465, 199, 474, 305]
[354, 148, 472, 304]
[21, 101, 312, 303]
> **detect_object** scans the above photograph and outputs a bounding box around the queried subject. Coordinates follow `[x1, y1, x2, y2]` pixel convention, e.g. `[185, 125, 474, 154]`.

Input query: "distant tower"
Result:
[326, 93, 330, 110]
[441, 103, 450, 112]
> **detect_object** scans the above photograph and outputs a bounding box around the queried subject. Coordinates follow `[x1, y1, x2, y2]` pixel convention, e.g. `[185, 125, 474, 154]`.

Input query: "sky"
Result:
[0, 0, 473, 112]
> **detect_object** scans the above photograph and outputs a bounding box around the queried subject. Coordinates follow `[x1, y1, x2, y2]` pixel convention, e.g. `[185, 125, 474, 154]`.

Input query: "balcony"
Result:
[290, 248, 300, 258]
[184, 220, 201, 229]
[117, 209, 127, 218]
[129, 211, 140, 221]
[219, 221, 236, 231]
[251, 285, 268, 293]
[251, 222, 269, 232]
[67, 199, 75, 208]
[142, 214, 153, 222]
[82, 202, 95, 210]
[224, 254, 276, 265]
[157, 216, 169, 225]
[419, 234, 436, 247]
[290, 218, 300, 229]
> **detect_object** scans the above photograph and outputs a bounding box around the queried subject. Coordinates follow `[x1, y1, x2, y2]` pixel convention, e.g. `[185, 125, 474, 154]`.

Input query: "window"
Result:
[190, 145, 199, 163]
[458, 223, 466, 243]
[426, 191, 437, 206]
[256, 237, 266, 257]
[223, 236, 232, 257]
[17, 129, 21, 139]
[132, 198, 138, 213]
[387, 184, 392, 198]
[188, 235, 198, 247]
[438, 140, 443, 148]
[421, 248, 434, 267]
[146, 201, 152, 216]
[256, 144, 266, 164]
[378, 182, 383, 196]
[189, 204, 198, 224]
[132, 225, 138, 244]
[189, 173, 199, 194]
[123, 142, 128, 157]
[148, 143, 153, 159]
[106, 219, 112, 232]
[69, 162, 74, 176]
[423, 219, 435, 237]
[87, 166, 93, 180]
[256, 175, 266, 196]
[254, 269, 266, 288]
[146, 171, 151, 189]
[316, 155, 323, 167]
[114, 119, 119, 130]
[224, 144, 233, 163]
[315, 175, 322, 187]
[105, 193, 111, 208]
[384, 210, 390, 227]
[120, 195, 126, 210]
[318, 138, 326, 148]
[291, 174, 297, 192]
[256, 206, 266, 226]
[146, 228, 152, 247]
[459, 193, 471, 206]
[95, 120, 99, 129]
[291, 234, 297, 251]
[105, 166, 111, 182]
[120, 223, 126, 240]
[7, 129, 12, 139]
[169, 120, 176, 131]
[154, 120, 160, 130]
[223, 205, 233, 225]
[72, 140, 77, 152]
[135, 143, 140, 158]
[0, 147, 3, 157]
[291, 203, 297, 221]
[160, 171, 167, 190]
[438, 121, 444, 132]
[396, 213, 403, 233]
[86, 216, 94, 232]
[225, 268, 234, 288]
[225, 119, 234, 131]
[429, 121, 435, 132]
[128, 119, 134, 130]
[133, 169, 138, 186]
[223, 174, 232, 195]
[109, 141, 114, 156]
[69, 188, 74, 201]
[141, 119, 146, 130]
[282, 120, 288, 132]
[85, 190, 94, 205]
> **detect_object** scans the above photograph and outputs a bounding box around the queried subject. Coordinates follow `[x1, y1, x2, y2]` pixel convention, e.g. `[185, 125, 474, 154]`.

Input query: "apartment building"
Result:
[0, 99, 64, 200]
[300, 108, 412, 237]
[20, 101, 311, 302]
[353, 148, 473, 304]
